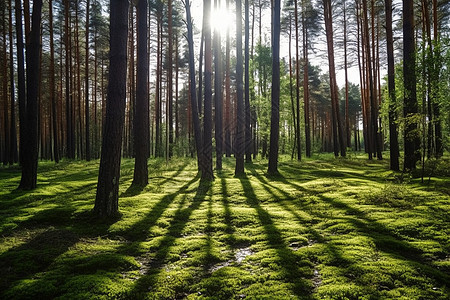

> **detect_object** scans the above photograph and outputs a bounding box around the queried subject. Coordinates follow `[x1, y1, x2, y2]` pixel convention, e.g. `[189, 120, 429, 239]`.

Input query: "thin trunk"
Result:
[385, 0, 399, 170]
[343, 0, 350, 148]
[202, 0, 213, 180]
[403, 0, 420, 170]
[168, 0, 174, 158]
[8, 0, 18, 164]
[214, 0, 223, 170]
[268, 0, 281, 174]
[15, 0, 26, 165]
[302, 4, 311, 157]
[235, 0, 245, 176]
[185, 0, 203, 170]
[225, 0, 231, 157]
[244, 0, 252, 163]
[133, 0, 149, 186]
[49, 0, 59, 163]
[294, 0, 301, 160]
[85, 0, 90, 160]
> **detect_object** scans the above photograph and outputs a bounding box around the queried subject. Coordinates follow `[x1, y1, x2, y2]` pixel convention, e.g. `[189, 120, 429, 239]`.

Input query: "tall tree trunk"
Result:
[302, 3, 311, 157]
[202, 0, 214, 180]
[64, 0, 74, 159]
[323, 0, 345, 157]
[244, 0, 252, 163]
[294, 0, 301, 160]
[15, 0, 26, 165]
[94, 0, 129, 217]
[185, 0, 203, 171]
[18, 0, 42, 190]
[49, 0, 59, 163]
[431, 0, 442, 157]
[288, 14, 297, 159]
[268, 0, 281, 175]
[8, 0, 18, 164]
[214, 0, 223, 170]
[235, 0, 245, 176]
[224, 0, 232, 157]
[402, 0, 420, 170]
[385, 0, 399, 170]
[168, 0, 174, 158]
[85, 0, 91, 161]
[133, 0, 149, 186]
[343, 0, 350, 148]
[2, 7, 10, 166]
[154, 12, 161, 157]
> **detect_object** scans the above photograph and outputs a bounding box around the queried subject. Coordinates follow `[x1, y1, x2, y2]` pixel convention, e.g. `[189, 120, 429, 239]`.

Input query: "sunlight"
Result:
[210, 2, 234, 36]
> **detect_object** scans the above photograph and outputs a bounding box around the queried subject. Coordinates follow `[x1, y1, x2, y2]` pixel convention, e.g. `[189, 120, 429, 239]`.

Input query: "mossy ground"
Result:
[0, 154, 449, 299]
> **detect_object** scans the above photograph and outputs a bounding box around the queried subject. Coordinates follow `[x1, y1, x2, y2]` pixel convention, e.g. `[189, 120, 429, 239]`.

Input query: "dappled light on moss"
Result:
[0, 156, 448, 299]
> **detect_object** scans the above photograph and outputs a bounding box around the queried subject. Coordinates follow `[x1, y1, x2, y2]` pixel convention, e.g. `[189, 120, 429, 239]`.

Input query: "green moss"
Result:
[0, 156, 449, 299]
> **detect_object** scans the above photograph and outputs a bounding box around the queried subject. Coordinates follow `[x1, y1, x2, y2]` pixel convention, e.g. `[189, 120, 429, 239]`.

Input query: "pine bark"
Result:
[202, 0, 214, 180]
[133, 0, 149, 186]
[18, 0, 42, 190]
[244, 0, 252, 163]
[214, 0, 223, 170]
[385, 0, 399, 170]
[268, 0, 281, 175]
[235, 0, 245, 176]
[94, 0, 129, 217]
[403, 0, 420, 170]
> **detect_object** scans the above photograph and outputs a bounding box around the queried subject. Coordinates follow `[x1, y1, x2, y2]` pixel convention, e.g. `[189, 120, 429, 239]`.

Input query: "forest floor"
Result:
[0, 154, 449, 299]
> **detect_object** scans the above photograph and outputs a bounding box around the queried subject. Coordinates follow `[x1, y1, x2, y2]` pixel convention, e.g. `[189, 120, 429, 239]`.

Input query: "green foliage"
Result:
[0, 156, 449, 299]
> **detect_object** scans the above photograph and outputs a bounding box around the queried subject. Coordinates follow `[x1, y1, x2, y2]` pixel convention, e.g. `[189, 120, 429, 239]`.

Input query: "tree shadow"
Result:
[271, 167, 450, 288]
[126, 179, 211, 298]
[238, 175, 313, 298]
[0, 228, 80, 298]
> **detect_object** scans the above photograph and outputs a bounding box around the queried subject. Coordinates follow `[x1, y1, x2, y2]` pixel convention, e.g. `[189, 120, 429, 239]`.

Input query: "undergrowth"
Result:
[0, 154, 449, 299]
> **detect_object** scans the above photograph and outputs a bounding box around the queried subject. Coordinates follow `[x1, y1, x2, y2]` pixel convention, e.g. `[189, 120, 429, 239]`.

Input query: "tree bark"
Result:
[18, 0, 42, 190]
[235, 0, 245, 176]
[94, 0, 129, 217]
[202, 0, 214, 180]
[214, 0, 223, 170]
[402, 0, 420, 170]
[185, 0, 203, 172]
[85, 0, 91, 161]
[133, 0, 149, 186]
[385, 0, 399, 170]
[244, 0, 252, 163]
[49, 0, 59, 163]
[268, 0, 281, 175]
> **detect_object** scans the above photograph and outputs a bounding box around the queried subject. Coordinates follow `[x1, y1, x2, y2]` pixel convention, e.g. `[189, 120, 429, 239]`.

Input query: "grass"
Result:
[0, 154, 449, 299]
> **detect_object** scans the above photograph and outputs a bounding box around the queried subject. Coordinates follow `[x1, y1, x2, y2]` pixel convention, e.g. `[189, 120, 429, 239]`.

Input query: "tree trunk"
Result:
[294, 0, 301, 160]
[85, 0, 91, 161]
[224, 0, 232, 157]
[133, 0, 149, 186]
[268, 0, 281, 175]
[385, 0, 399, 170]
[302, 4, 311, 157]
[235, 0, 245, 176]
[185, 0, 203, 171]
[402, 0, 420, 170]
[244, 0, 252, 163]
[8, 0, 18, 164]
[15, 0, 26, 165]
[49, 0, 59, 163]
[18, 0, 42, 190]
[202, 0, 214, 180]
[214, 0, 223, 170]
[323, 0, 345, 157]
[94, 0, 129, 217]
[168, 0, 174, 158]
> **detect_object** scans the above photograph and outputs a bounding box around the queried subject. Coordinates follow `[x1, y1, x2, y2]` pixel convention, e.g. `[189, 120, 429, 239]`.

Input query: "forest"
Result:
[0, 0, 449, 299]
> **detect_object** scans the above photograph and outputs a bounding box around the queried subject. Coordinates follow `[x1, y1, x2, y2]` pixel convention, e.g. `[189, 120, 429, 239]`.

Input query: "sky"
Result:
[187, 0, 366, 88]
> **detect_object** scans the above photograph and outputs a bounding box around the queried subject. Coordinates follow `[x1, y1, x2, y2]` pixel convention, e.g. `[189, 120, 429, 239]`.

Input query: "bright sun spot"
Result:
[210, 4, 234, 36]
